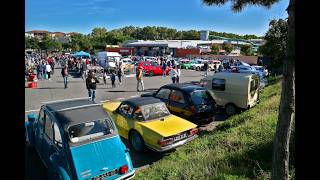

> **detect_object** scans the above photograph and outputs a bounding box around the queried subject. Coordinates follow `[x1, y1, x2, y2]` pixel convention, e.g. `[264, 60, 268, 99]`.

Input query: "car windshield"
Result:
[190, 90, 213, 105]
[68, 119, 115, 144]
[140, 103, 171, 121]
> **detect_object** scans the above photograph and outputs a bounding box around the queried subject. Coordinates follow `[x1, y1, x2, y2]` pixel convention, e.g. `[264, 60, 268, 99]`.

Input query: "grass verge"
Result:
[135, 77, 295, 180]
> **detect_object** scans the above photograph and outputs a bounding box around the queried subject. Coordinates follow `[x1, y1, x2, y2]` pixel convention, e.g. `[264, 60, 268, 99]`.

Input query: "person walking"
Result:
[110, 71, 116, 88]
[162, 62, 167, 77]
[61, 65, 69, 89]
[103, 69, 107, 86]
[170, 66, 178, 84]
[176, 65, 181, 83]
[86, 70, 100, 102]
[45, 62, 52, 80]
[36, 63, 43, 80]
[203, 61, 209, 77]
[80, 61, 88, 81]
[136, 66, 144, 92]
[50, 58, 55, 75]
[117, 68, 122, 85]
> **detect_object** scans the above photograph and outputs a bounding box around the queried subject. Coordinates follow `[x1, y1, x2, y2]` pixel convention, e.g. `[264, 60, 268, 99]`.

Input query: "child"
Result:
[110, 71, 116, 88]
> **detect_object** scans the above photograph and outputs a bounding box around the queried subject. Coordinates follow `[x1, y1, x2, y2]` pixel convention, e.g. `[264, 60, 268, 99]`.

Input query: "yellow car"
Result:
[103, 97, 198, 152]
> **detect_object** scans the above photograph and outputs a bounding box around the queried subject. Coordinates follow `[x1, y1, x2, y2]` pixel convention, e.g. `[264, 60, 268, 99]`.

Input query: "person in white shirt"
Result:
[170, 66, 178, 84]
[45, 63, 52, 80]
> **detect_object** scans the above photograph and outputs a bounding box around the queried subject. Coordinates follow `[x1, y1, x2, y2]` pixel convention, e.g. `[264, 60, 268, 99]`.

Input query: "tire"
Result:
[225, 104, 237, 117]
[129, 131, 145, 152]
[196, 66, 200, 71]
[149, 71, 154, 76]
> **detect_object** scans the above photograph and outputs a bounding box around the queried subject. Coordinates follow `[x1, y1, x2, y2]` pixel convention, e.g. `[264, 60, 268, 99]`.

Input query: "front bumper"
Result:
[146, 135, 198, 152]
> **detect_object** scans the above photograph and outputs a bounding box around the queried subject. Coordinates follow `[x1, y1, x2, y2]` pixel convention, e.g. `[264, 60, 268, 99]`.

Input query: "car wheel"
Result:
[129, 131, 145, 152]
[149, 71, 154, 76]
[225, 104, 237, 117]
[196, 66, 200, 71]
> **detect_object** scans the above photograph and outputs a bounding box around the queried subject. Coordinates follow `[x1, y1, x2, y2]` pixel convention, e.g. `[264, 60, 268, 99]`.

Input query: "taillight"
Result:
[191, 106, 196, 113]
[120, 165, 128, 174]
[189, 128, 199, 136]
[158, 138, 173, 146]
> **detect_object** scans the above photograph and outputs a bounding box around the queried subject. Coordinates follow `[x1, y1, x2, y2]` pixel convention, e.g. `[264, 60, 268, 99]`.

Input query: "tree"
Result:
[202, 0, 295, 180]
[182, 30, 200, 40]
[25, 37, 40, 50]
[259, 19, 288, 72]
[240, 44, 253, 55]
[222, 43, 234, 54]
[211, 44, 220, 54]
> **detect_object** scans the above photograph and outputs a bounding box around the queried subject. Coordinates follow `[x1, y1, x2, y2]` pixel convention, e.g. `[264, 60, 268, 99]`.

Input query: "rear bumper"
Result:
[146, 135, 198, 152]
[115, 170, 135, 180]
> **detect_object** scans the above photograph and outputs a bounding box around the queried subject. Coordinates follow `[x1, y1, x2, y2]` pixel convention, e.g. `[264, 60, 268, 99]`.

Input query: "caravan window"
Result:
[212, 78, 225, 91]
[250, 77, 259, 94]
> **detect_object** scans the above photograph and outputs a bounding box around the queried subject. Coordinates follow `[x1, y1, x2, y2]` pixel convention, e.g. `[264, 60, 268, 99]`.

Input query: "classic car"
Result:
[136, 61, 171, 76]
[181, 60, 199, 69]
[25, 98, 135, 180]
[141, 83, 216, 124]
[103, 97, 198, 152]
[192, 60, 208, 71]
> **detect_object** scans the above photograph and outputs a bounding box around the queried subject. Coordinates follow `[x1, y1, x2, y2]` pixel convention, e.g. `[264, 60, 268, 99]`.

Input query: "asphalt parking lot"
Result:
[25, 68, 226, 179]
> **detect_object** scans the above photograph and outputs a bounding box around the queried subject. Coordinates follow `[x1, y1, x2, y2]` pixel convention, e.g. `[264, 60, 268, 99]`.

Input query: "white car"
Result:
[252, 66, 269, 77]
[192, 59, 207, 71]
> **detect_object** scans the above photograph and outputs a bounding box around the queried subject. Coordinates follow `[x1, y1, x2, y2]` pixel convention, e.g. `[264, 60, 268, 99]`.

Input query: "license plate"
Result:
[173, 133, 187, 141]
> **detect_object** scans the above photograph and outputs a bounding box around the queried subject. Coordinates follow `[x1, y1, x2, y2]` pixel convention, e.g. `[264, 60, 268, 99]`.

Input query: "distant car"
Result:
[141, 84, 216, 124]
[25, 99, 135, 180]
[103, 97, 198, 152]
[137, 61, 171, 76]
[181, 60, 198, 69]
[192, 60, 207, 71]
[252, 66, 269, 77]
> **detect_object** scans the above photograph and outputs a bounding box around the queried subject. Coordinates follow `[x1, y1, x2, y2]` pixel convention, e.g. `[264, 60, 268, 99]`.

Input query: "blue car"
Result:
[25, 98, 135, 180]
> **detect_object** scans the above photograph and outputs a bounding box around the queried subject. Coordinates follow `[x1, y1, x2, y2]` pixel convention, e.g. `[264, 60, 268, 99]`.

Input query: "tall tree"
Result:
[240, 44, 253, 55]
[211, 44, 220, 54]
[202, 0, 295, 180]
[222, 43, 234, 54]
[258, 19, 288, 72]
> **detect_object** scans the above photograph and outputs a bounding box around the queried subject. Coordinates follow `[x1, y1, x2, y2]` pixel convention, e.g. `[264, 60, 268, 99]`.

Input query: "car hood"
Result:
[70, 136, 133, 179]
[139, 115, 197, 137]
[103, 101, 122, 113]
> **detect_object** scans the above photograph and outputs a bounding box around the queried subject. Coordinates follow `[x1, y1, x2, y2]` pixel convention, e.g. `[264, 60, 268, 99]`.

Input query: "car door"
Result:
[42, 111, 56, 166]
[52, 121, 72, 177]
[153, 88, 171, 106]
[115, 103, 135, 138]
[34, 107, 45, 156]
[168, 89, 191, 118]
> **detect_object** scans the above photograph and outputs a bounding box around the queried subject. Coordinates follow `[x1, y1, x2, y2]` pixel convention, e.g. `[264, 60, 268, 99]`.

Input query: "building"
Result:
[25, 30, 50, 40]
[123, 39, 251, 57]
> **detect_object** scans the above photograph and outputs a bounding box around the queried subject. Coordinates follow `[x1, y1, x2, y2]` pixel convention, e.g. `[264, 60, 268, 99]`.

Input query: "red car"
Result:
[137, 61, 171, 76]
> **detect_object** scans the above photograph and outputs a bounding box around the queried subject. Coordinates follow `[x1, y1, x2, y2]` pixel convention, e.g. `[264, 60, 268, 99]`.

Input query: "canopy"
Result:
[73, 51, 91, 58]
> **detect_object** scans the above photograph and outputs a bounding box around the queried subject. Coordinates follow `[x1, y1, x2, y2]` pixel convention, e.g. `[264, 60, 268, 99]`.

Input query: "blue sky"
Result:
[26, 0, 289, 36]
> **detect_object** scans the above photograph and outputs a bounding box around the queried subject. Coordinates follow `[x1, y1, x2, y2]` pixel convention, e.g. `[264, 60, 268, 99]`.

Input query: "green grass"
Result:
[135, 77, 295, 180]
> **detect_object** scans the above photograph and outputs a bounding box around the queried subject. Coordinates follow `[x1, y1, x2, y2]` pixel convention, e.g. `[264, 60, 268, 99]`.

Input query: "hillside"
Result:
[135, 76, 295, 180]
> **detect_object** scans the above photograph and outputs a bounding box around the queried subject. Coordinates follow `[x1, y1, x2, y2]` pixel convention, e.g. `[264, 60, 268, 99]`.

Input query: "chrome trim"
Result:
[115, 170, 135, 180]
[56, 103, 102, 112]
[146, 135, 198, 152]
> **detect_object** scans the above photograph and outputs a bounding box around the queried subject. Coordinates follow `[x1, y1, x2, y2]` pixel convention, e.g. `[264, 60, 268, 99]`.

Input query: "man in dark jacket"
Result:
[61, 65, 69, 88]
[86, 70, 100, 102]
[203, 62, 209, 77]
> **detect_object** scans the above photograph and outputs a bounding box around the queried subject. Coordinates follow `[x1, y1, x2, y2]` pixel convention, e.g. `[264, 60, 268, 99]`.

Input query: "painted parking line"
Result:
[100, 99, 110, 103]
[117, 97, 125, 100]
[130, 95, 139, 98]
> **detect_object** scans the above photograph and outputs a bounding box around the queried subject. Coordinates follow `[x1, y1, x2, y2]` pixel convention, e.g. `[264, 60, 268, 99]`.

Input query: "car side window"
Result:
[38, 108, 45, 126]
[212, 78, 226, 91]
[44, 113, 54, 140]
[155, 88, 171, 100]
[169, 90, 185, 104]
[53, 122, 63, 147]
[118, 103, 134, 118]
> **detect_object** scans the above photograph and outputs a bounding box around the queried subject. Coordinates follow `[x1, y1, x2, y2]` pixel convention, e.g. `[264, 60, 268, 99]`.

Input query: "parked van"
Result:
[200, 72, 260, 116]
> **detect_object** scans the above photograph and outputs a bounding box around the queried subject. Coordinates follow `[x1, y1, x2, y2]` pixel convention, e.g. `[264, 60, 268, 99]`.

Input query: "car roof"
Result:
[162, 83, 205, 93]
[123, 97, 162, 107]
[45, 99, 111, 132]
